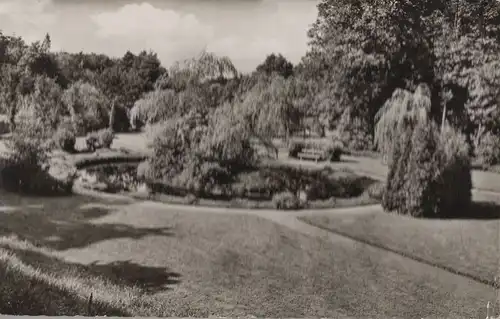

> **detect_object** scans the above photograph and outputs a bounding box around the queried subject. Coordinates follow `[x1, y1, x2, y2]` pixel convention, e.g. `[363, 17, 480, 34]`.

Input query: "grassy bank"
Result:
[0, 190, 494, 318]
[300, 202, 500, 287]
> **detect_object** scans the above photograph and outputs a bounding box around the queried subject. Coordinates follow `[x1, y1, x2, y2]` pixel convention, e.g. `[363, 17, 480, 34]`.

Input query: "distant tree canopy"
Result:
[1, 0, 500, 153]
[304, 0, 500, 149]
[256, 53, 294, 79]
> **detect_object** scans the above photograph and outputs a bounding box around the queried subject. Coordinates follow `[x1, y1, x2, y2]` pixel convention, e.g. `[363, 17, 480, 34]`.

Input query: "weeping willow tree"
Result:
[374, 83, 432, 164]
[232, 74, 306, 158]
[167, 51, 240, 90]
[375, 83, 472, 217]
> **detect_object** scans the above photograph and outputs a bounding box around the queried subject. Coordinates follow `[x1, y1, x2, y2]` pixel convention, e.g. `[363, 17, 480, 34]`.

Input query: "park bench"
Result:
[297, 149, 324, 163]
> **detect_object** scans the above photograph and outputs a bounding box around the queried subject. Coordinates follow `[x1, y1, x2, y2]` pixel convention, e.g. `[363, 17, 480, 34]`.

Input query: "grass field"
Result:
[300, 202, 500, 287]
[0, 190, 496, 318]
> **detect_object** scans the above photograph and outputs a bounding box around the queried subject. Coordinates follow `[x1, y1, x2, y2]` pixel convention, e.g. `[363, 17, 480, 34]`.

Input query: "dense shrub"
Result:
[338, 115, 373, 151]
[85, 132, 100, 152]
[475, 132, 500, 167]
[0, 115, 10, 135]
[110, 105, 131, 133]
[435, 125, 472, 217]
[403, 121, 440, 217]
[272, 191, 302, 210]
[183, 194, 199, 205]
[382, 124, 414, 213]
[235, 169, 285, 199]
[97, 129, 114, 148]
[53, 127, 76, 153]
[382, 121, 472, 218]
[171, 161, 235, 197]
[288, 140, 305, 158]
[0, 132, 74, 195]
[325, 140, 344, 162]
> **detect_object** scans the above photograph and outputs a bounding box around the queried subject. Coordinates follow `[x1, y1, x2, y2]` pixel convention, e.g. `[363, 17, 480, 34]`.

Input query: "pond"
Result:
[76, 162, 379, 201]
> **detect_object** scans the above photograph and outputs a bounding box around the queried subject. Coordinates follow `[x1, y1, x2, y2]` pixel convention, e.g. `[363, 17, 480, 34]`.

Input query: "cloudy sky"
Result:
[0, 0, 318, 72]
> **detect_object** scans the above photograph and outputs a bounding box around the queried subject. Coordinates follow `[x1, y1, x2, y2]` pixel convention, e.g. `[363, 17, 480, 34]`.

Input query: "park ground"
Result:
[0, 132, 499, 318]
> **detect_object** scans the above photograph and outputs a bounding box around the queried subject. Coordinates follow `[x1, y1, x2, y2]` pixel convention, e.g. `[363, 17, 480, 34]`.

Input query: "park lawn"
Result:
[300, 203, 500, 286]
[0, 190, 495, 318]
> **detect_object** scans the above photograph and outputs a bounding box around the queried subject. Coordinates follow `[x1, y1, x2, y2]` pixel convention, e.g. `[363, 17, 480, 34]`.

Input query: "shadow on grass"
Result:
[0, 246, 131, 316]
[0, 193, 174, 251]
[89, 260, 181, 293]
[427, 201, 500, 220]
[3, 243, 181, 295]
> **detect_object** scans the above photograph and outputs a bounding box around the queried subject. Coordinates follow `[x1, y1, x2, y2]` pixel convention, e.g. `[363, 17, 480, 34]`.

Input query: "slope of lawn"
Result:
[300, 202, 500, 287]
[0, 236, 134, 316]
[0, 189, 495, 318]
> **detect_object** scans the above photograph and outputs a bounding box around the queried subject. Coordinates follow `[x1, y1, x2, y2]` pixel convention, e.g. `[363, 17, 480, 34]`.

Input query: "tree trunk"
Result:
[441, 102, 447, 131]
[9, 105, 16, 132]
[109, 100, 116, 132]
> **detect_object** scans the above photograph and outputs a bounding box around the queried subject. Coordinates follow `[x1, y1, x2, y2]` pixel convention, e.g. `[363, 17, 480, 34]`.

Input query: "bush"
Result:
[366, 181, 385, 200]
[97, 129, 114, 148]
[236, 169, 285, 199]
[272, 191, 302, 210]
[382, 121, 472, 218]
[183, 194, 199, 205]
[325, 140, 344, 162]
[85, 132, 99, 152]
[435, 125, 472, 217]
[136, 161, 151, 182]
[475, 132, 500, 167]
[403, 121, 441, 217]
[382, 125, 414, 213]
[0, 135, 74, 195]
[288, 140, 305, 158]
[0, 115, 10, 135]
[338, 115, 373, 151]
[53, 127, 76, 153]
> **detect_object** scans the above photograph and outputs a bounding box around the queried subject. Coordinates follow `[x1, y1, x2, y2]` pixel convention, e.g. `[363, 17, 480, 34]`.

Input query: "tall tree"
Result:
[256, 53, 294, 78]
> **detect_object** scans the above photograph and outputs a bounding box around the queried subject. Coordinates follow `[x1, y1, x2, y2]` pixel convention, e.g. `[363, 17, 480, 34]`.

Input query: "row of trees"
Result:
[305, 0, 500, 153]
[2, 0, 500, 217]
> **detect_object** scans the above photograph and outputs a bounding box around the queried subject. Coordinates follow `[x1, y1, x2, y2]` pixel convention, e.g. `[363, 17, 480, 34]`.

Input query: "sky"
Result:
[0, 0, 319, 73]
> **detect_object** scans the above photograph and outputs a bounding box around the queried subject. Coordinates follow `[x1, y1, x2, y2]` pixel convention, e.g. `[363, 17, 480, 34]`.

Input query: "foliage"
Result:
[85, 132, 99, 152]
[136, 161, 153, 183]
[130, 89, 179, 129]
[146, 103, 257, 194]
[18, 76, 65, 131]
[97, 128, 114, 149]
[53, 126, 76, 153]
[475, 131, 500, 166]
[337, 111, 373, 151]
[62, 81, 109, 134]
[383, 121, 472, 218]
[382, 124, 417, 214]
[288, 141, 305, 158]
[366, 181, 385, 201]
[237, 74, 309, 144]
[435, 124, 473, 217]
[375, 84, 432, 161]
[0, 115, 10, 135]
[272, 191, 303, 210]
[325, 141, 343, 162]
[1, 127, 72, 195]
[403, 121, 441, 217]
[256, 53, 294, 78]
[306, 171, 370, 200]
